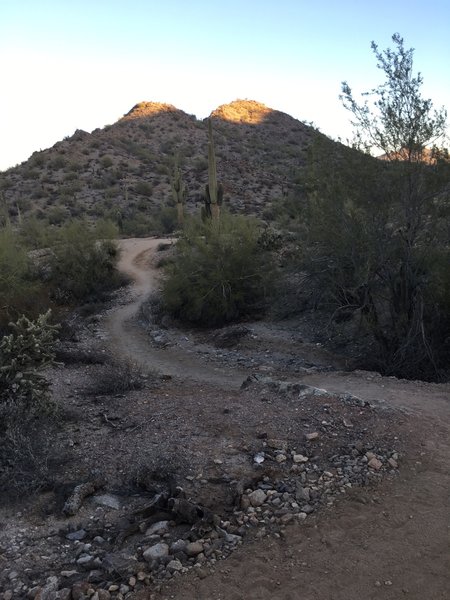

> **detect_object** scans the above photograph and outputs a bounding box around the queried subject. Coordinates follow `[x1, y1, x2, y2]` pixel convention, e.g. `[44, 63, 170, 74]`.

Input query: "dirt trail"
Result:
[105, 237, 247, 388]
[107, 238, 450, 600]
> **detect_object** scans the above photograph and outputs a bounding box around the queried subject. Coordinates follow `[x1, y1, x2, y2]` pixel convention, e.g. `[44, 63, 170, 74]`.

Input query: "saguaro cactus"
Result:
[171, 155, 186, 226]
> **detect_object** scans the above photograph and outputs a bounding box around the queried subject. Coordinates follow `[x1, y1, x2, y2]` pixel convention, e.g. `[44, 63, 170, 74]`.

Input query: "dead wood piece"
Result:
[63, 475, 105, 516]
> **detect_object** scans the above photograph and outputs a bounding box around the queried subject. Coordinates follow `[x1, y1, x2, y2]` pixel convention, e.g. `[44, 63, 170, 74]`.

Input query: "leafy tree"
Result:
[341, 33, 447, 159]
[296, 34, 450, 380]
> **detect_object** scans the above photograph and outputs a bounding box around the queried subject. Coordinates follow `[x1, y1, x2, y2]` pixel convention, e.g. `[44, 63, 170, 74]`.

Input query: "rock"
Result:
[275, 454, 287, 463]
[143, 543, 169, 563]
[240, 495, 251, 510]
[170, 539, 187, 553]
[102, 552, 138, 576]
[3, 592, 13, 600]
[301, 504, 315, 514]
[267, 439, 288, 451]
[71, 582, 91, 600]
[76, 554, 95, 569]
[195, 567, 209, 579]
[253, 452, 265, 464]
[248, 489, 267, 507]
[97, 590, 110, 600]
[292, 454, 309, 463]
[34, 576, 59, 600]
[280, 514, 294, 525]
[145, 520, 170, 536]
[388, 457, 398, 468]
[185, 541, 204, 557]
[295, 484, 310, 503]
[66, 529, 87, 541]
[305, 432, 319, 441]
[93, 536, 105, 545]
[60, 571, 78, 578]
[92, 494, 121, 510]
[167, 560, 183, 572]
[368, 457, 383, 470]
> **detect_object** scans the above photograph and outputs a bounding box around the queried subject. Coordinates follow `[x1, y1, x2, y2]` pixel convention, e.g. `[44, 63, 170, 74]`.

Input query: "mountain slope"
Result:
[0, 99, 335, 226]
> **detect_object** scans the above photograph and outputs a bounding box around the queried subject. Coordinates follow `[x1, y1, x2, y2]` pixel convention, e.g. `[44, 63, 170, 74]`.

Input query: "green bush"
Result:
[0, 226, 46, 328]
[48, 220, 121, 303]
[162, 214, 276, 326]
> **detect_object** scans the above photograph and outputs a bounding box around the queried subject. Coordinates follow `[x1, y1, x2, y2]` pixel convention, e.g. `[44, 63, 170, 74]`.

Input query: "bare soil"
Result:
[1, 238, 448, 600]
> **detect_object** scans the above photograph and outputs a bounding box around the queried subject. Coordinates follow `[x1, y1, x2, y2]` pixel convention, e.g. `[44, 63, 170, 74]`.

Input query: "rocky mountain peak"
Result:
[211, 99, 274, 124]
[121, 101, 180, 121]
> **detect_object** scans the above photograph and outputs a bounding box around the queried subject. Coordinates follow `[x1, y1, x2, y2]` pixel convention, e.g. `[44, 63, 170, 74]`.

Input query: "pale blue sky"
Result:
[1, 0, 449, 170]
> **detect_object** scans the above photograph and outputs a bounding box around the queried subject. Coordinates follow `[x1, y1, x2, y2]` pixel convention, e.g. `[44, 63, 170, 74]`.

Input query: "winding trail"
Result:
[104, 237, 450, 600]
[105, 237, 247, 388]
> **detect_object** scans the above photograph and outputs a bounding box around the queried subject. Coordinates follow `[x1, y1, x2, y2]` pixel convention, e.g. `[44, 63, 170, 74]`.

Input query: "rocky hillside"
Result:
[0, 100, 334, 227]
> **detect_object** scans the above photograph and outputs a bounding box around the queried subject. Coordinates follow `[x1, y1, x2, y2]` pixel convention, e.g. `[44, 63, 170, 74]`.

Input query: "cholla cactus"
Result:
[0, 310, 59, 414]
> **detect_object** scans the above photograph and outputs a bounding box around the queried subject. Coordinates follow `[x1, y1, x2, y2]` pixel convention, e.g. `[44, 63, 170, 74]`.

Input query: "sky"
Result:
[1, 0, 449, 171]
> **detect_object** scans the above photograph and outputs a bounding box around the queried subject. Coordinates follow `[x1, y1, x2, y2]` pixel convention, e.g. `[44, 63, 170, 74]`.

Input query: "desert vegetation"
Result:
[274, 34, 450, 381]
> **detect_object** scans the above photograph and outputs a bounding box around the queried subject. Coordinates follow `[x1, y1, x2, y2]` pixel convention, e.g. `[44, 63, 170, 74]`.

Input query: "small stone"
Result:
[136, 571, 147, 581]
[170, 539, 187, 553]
[275, 454, 287, 463]
[128, 576, 136, 587]
[4, 592, 13, 600]
[213, 459, 223, 464]
[96, 592, 110, 600]
[93, 494, 121, 510]
[384, 580, 393, 586]
[60, 571, 78, 578]
[66, 529, 87, 541]
[196, 567, 209, 579]
[93, 536, 105, 544]
[295, 484, 310, 503]
[297, 512, 308, 521]
[108, 585, 119, 592]
[167, 560, 183, 572]
[240, 495, 251, 510]
[388, 457, 398, 468]
[145, 520, 169, 536]
[266, 438, 288, 450]
[72, 582, 91, 600]
[248, 489, 267, 507]
[293, 454, 309, 463]
[185, 541, 204, 557]
[143, 542, 169, 562]
[368, 457, 383, 470]
[306, 432, 319, 441]
[366, 451, 376, 460]
[280, 514, 293, 525]
[56, 589, 71, 600]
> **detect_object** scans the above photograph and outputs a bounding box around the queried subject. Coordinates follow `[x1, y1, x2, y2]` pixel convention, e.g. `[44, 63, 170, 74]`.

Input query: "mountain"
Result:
[0, 99, 334, 227]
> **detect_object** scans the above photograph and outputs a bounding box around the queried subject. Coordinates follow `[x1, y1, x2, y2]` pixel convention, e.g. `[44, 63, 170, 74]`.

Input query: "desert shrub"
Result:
[134, 181, 154, 197]
[48, 220, 121, 303]
[0, 225, 46, 328]
[0, 311, 59, 494]
[85, 359, 146, 395]
[162, 214, 276, 326]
